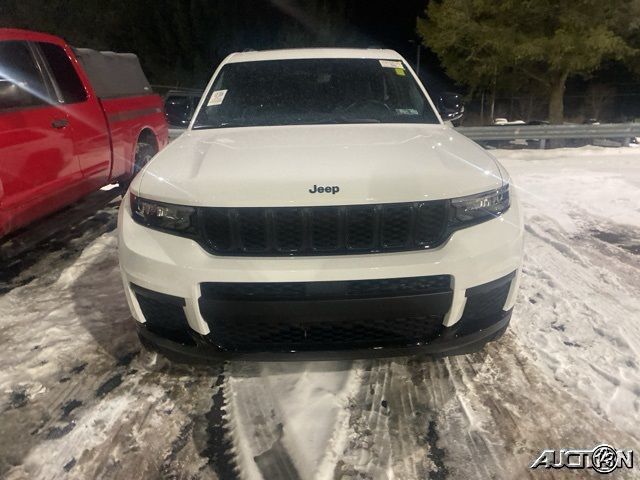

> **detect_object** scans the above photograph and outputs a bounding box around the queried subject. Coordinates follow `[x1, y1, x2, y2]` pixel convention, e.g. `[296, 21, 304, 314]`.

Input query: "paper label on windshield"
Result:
[379, 60, 404, 69]
[208, 89, 228, 106]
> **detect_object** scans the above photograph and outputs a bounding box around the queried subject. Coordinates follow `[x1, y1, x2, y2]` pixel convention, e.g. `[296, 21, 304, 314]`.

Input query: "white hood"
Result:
[137, 124, 504, 207]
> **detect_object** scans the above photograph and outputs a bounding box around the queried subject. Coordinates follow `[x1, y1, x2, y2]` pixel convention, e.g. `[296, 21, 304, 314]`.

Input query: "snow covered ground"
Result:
[0, 147, 638, 479]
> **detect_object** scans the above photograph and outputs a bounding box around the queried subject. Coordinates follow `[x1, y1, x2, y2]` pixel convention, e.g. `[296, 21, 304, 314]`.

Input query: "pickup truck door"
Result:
[35, 41, 111, 188]
[0, 40, 79, 235]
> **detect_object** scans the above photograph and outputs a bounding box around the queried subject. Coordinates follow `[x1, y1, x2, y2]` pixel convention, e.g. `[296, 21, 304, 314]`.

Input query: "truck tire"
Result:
[120, 136, 158, 190]
[134, 140, 157, 175]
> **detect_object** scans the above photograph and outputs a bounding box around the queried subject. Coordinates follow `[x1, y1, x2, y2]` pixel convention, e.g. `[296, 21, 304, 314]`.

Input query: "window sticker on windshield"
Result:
[379, 60, 404, 70]
[207, 89, 228, 106]
[395, 68, 406, 76]
[396, 108, 419, 115]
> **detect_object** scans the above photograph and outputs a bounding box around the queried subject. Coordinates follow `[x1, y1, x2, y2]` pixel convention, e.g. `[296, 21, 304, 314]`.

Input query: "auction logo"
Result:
[530, 444, 633, 473]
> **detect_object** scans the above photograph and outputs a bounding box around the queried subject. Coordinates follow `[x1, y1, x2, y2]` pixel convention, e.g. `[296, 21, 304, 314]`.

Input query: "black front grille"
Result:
[198, 201, 449, 256]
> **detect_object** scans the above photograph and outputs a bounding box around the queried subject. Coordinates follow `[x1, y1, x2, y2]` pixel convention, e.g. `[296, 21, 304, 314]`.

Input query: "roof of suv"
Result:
[223, 48, 404, 64]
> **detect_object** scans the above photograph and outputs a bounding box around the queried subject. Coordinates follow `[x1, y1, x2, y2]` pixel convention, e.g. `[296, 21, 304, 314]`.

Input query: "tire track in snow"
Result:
[223, 363, 303, 480]
[223, 361, 357, 480]
[2, 348, 222, 479]
[335, 335, 639, 479]
[202, 371, 240, 480]
[335, 359, 444, 479]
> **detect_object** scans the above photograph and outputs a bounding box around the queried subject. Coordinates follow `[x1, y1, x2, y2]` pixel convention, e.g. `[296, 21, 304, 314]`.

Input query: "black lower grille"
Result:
[198, 201, 449, 256]
[199, 275, 452, 352]
[206, 315, 444, 352]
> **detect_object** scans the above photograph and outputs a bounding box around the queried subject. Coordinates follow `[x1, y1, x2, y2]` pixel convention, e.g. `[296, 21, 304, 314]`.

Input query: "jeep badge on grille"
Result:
[309, 184, 340, 194]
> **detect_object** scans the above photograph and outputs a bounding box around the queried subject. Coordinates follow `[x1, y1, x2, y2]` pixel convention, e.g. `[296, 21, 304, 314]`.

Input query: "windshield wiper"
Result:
[336, 117, 381, 124]
[192, 117, 383, 129]
[192, 121, 247, 129]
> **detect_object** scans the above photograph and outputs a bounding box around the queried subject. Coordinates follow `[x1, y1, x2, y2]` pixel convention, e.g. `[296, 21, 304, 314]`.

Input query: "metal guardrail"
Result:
[151, 84, 203, 95]
[456, 123, 640, 148]
[168, 123, 640, 146]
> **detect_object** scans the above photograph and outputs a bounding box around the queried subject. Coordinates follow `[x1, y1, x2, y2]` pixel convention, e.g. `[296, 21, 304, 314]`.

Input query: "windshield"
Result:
[193, 58, 440, 129]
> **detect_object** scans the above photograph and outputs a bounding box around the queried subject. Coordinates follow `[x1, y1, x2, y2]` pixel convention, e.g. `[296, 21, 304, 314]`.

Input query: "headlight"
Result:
[130, 193, 198, 236]
[450, 184, 510, 226]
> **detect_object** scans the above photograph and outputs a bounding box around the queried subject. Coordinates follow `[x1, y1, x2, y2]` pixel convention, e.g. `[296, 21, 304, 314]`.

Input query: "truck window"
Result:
[0, 40, 47, 111]
[38, 42, 87, 104]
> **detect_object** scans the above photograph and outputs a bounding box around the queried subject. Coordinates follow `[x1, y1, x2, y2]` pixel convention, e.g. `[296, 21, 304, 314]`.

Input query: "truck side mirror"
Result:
[437, 92, 465, 125]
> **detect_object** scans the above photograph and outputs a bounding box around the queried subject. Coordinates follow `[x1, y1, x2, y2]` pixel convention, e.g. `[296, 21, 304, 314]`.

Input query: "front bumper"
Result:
[118, 193, 523, 358]
[136, 307, 513, 362]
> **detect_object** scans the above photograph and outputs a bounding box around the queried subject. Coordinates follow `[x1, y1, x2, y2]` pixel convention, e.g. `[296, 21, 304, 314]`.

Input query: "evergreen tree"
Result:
[418, 0, 639, 123]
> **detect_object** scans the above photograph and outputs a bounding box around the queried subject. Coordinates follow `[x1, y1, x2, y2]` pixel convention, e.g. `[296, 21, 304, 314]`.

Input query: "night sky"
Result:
[1, 0, 452, 91]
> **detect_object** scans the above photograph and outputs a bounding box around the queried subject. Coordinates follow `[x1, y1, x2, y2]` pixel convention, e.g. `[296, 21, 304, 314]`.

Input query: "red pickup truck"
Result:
[0, 29, 168, 238]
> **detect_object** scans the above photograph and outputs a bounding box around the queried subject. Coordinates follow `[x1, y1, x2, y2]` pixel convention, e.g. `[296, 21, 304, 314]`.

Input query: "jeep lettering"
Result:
[309, 185, 340, 194]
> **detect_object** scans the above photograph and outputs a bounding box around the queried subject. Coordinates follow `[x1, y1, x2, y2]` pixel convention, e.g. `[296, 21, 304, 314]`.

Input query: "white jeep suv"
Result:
[118, 48, 524, 359]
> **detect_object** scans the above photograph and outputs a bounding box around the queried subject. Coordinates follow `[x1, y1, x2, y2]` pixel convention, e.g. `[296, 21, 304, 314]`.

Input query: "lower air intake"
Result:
[133, 285, 194, 345]
[199, 275, 453, 352]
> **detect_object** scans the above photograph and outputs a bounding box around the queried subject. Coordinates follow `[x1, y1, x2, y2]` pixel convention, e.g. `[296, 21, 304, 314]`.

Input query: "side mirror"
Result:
[437, 92, 465, 125]
[165, 95, 201, 127]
